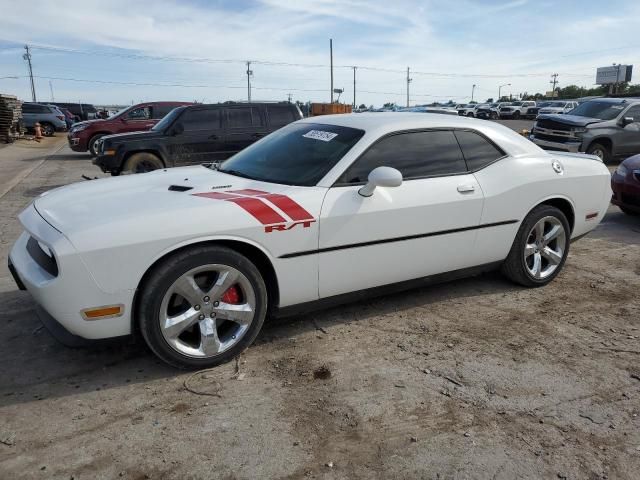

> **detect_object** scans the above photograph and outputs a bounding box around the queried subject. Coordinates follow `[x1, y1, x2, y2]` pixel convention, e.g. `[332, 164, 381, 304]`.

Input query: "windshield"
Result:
[568, 101, 626, 120]
[152, 107, 185, 131]
[217, 123, 365, 186]
[547, 102, 566, 107]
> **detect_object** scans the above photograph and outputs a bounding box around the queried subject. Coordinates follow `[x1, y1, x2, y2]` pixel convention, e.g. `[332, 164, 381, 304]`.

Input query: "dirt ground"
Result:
[1, 136, 639, 480]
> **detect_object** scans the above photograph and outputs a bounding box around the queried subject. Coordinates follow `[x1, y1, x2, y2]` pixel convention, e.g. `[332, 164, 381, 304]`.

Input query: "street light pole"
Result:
[498, 83, 511, 101]
[246, 61, 253, 103]
[471, 84, 476, 102]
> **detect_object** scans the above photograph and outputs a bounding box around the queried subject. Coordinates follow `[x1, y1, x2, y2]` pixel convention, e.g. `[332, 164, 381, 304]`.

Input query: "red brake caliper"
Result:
[221, 285, 241, 304]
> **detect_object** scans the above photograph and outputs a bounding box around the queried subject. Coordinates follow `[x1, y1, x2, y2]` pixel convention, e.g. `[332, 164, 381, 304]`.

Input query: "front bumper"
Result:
[8, 204, 133, 340]
[530, 135, 582, 153]
[67, 132, 88, 152]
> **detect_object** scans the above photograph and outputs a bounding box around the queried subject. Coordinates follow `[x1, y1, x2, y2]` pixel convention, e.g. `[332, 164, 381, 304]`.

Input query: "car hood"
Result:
[622, 153, 640, 169]
[103, 130, 161, 144]
[536, 114, 604, 127]
[33, 166, 320, 242]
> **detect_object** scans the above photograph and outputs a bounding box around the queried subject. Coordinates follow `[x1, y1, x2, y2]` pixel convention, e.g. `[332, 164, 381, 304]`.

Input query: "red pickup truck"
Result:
[67, 101, 193, 156]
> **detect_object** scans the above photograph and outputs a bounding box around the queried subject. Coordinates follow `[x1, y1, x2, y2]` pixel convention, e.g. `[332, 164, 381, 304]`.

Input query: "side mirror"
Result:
[358, 166, 403, 197]
[621, 116, 634, 126]
[172, 123, 184, 136]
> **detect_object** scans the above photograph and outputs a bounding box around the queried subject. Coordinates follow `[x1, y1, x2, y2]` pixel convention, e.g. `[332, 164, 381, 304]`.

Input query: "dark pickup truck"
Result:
[530, 97, 640, 163]
[95, 102, 303, 175]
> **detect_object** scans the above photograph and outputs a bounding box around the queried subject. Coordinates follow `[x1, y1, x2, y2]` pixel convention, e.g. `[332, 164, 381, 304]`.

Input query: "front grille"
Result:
[536, 119, 573, 131]
[534, 133, 570, 143]
[622, 193, 640, 206]
[26, 236, 59, 277]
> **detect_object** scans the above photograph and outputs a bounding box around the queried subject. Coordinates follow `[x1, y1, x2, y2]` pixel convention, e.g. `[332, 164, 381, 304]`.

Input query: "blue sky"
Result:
[0, 0, 639, 106]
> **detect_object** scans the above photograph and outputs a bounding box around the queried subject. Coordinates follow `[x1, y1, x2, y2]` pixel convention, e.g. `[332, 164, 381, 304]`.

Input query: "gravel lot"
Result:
[0, 131, 639, 480]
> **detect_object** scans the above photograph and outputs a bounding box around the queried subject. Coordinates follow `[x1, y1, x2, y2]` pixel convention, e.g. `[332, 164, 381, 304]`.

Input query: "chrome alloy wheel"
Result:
[524, 216, 566, 280]
[159, 264, 256, 358]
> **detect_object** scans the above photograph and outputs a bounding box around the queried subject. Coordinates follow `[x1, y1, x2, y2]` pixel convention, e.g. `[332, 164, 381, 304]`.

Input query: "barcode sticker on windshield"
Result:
[303, 130, 338, 142]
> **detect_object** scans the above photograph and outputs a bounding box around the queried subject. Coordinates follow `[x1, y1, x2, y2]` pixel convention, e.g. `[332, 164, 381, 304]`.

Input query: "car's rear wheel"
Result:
[88, 134, 106, 157]
[41, 122, 55, 137]
[502, 205, 570, 287]
[138, 245, 267, 369]
[513, 111, 521, 119]
[586, 142, 611, 163]
[123, 152, 164, 174]
[466, 112, 474, 117]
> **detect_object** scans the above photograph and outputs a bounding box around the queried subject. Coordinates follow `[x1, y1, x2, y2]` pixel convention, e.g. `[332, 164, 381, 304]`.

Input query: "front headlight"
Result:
[615, 164, 629, 176]
[71, 124, 88, 133]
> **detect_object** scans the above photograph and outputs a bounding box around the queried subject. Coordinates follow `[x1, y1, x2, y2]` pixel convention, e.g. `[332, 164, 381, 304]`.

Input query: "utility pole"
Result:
[287, 93, 292, 103]
[352, 66, 357, 109]
[246, 61, 253, 103]
[550, 73, 559, 98]
[406, 67, 412, 107]
[471, 84, 476, 102]
[330, 39, 334, 103]
[23, 45, 36, 102]
[49, 80, 54, 102]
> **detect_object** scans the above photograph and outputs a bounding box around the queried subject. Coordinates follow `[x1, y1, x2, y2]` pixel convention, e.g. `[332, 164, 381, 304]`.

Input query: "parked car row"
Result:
[458, 100, 580, 120]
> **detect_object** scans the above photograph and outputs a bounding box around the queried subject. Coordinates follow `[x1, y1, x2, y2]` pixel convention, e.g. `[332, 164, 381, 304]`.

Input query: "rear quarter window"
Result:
[454, 130, 505, 171]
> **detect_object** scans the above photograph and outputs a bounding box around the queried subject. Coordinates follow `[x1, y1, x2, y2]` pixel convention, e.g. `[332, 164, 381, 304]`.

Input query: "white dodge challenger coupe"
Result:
[9, 113, 611, 369]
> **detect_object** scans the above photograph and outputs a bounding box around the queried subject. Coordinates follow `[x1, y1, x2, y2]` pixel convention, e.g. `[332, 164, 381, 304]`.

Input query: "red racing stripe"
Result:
[227, 189, 270, 196]
[192, 192, 242, 200]
[263, 194, 313, 221]
[226, 197, 286, 225]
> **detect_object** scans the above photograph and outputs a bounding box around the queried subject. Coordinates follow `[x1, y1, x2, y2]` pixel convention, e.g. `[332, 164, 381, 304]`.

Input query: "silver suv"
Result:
[21, 103, 67, 136]
[530, 98, 640, 162]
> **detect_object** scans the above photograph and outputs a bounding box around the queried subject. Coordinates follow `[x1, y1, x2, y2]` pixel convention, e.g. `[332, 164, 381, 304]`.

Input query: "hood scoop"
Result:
[168, 185, 193, 192]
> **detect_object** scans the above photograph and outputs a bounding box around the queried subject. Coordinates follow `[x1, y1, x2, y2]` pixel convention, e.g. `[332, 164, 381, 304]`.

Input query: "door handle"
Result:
[457, 184, 475, 193]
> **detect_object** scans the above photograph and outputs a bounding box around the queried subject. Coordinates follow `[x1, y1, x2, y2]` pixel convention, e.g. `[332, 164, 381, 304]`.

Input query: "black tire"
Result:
[123, 152, 164, 173]
[41, 122, 55, 137]
[501, 205, 570, 288]
[490, 112, 498, 120]
[586, 142, 611, 163]
[466, 112, 474, 117]
[513, 111, 521, 119]
[88, 134, 106, 157]
[138, 245, 268, 369]
[620, 206, 640, 216]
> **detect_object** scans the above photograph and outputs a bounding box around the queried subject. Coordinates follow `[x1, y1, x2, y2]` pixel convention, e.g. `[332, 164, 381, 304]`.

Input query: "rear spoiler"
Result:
[552, 151, 603, 162]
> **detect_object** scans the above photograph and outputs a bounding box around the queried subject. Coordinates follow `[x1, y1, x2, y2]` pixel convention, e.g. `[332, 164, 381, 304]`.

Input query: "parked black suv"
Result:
[95, 102, 303, 175]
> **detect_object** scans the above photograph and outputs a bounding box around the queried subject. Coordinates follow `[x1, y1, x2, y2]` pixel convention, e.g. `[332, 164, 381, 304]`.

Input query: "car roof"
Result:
[589, 97, 640, 104]
[298, 112, 544, 157]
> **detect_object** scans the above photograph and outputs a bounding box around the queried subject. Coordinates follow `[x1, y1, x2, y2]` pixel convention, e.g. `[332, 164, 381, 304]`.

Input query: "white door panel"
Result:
[318, 175, 484, 298]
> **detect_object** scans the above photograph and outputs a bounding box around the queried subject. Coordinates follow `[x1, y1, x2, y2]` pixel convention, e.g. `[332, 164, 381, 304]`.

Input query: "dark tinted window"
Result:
[227, 107, 263, 128]
[218, 123, 364, 186]
[180, 108, 221, 131]
[153, 104, 176, 119]
[338, 130, 467, 184]
[454, 130, 505, 171]
[267, 105, 297, 127]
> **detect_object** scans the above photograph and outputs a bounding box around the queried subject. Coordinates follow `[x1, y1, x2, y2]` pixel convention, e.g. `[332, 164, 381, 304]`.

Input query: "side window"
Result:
[454, 130, 505, 171]
[22, 104, 36, 114]
[127, 106, 150, 120]
[623, 105, 640, 122]
[266, 106, 296, 128]
[227, 107, 264, 129]
[152, 105, 175, 119]
[338, 130, 467, 184]
[180, 109, 222, 132]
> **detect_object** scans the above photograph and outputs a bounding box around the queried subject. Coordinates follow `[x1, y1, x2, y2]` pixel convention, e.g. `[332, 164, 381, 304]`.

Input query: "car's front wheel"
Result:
[123, 152, 164, 174]
[502, 205, 570, 287]
[586, 142, 611, 163]
[41, 122, 55, 137]
[138, 246, 268, 369]
[88, 134, 106, 157]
